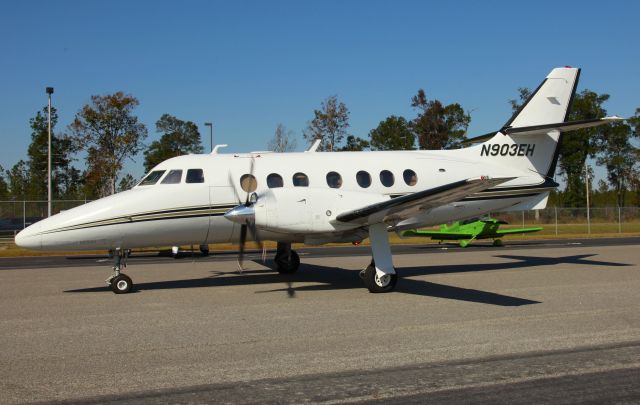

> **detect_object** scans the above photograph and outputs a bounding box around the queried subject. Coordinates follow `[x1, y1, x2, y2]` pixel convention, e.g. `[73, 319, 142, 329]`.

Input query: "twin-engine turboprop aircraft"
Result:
[15, 67, 622, 294]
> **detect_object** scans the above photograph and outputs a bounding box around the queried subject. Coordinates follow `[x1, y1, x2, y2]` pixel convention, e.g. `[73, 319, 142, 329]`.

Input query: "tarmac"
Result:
[1, 239, 639, 404]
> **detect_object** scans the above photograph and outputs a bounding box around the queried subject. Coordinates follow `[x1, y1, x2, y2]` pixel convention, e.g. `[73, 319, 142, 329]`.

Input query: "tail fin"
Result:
[474, 67, 581, 180]
[460, 67, 622, 212]
[504, 67, 580, 128]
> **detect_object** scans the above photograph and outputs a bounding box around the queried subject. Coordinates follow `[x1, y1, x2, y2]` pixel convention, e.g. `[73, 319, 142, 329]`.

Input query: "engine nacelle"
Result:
[253, 188, 387, 234]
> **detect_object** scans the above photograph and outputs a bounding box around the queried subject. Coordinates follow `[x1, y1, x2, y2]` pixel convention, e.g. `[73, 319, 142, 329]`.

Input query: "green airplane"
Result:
[403, 217, 543, 248]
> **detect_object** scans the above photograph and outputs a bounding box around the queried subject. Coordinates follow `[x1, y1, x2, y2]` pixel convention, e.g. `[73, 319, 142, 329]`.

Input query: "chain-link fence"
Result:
[492, 206, 640, 236]
[0, 200, 91, 244]
[1, 200, 639, 244]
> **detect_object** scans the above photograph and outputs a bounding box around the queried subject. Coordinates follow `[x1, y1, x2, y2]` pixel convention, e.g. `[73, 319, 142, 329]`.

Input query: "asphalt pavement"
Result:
[1, 236, 638, 270]
[1, 239, 639, 404]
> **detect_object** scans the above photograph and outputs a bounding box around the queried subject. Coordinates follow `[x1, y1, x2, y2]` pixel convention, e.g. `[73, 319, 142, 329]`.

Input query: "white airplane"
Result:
[15, 67, 622, 294]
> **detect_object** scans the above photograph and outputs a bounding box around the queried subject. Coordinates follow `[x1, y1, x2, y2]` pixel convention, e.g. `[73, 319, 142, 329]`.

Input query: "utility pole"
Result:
[585, 161, 591, 235]
[46, 87, 54, 217]
[204, 122, 213, 152]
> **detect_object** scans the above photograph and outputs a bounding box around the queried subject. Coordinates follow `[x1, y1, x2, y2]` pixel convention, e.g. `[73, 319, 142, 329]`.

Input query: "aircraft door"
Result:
[207, 186, 237, 244]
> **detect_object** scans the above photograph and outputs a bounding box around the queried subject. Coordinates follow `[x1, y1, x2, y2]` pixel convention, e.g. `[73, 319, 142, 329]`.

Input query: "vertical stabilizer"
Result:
[504, 67, 580, 128]
[469, 67, 581, 180]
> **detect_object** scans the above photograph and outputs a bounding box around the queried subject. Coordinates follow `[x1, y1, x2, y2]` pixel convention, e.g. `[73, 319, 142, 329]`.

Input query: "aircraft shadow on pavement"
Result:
[64, 253, 630, 306]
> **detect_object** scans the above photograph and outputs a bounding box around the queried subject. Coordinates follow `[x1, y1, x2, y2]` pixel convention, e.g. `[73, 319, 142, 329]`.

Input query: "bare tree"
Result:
[268, 123, 297, 152]
[303, 95, 350, 151]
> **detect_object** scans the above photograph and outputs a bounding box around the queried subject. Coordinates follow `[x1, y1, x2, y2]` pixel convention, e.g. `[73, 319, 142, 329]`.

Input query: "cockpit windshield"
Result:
[138, 170, 166, 186]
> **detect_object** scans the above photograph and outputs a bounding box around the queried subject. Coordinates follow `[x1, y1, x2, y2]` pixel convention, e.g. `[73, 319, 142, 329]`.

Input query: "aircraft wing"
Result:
[403, 230, 474, 239]
[495, 227, 543, 235]
[335, 176, 514, 225]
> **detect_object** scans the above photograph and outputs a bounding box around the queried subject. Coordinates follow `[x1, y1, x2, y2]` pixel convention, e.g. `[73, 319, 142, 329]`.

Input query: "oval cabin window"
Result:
[267, 173, 283, 188]
[292, 172, 309, 187]
[403, 169, 417, 186]
[379, 170, 394, 187]
[356, 171, 371, 188]
[240, 174, 257, 192]
[326, 172, 342, 188]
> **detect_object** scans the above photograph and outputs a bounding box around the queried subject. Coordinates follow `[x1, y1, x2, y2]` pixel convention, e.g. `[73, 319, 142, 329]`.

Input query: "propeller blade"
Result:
[245, 155, 256, 206]
[233, 154, 259, 271]
[238, 223, 247, 271]
[247, 220, 264, 253]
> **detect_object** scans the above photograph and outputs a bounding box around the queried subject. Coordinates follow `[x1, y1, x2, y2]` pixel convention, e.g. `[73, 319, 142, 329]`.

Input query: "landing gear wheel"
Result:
[362, 263, 397, 293]
[110, 274, 133, 294]
[493, 239, 503, 247]
[276, 250, 300, 274]
[199, 244, 210, 256]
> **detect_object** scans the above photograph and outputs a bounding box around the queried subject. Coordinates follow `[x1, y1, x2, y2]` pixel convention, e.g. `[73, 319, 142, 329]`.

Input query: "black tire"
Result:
[362, 264, 397, 293]
[110, 274, 133, 294]
[276, 250, 300, 274]
[200, 244, 210, 256]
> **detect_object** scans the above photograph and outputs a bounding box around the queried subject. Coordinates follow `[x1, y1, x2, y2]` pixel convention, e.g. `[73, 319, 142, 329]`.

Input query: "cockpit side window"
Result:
[161, 169, 183, 184]
[186, 169, 205, 183]
[138, 170, 166, 186]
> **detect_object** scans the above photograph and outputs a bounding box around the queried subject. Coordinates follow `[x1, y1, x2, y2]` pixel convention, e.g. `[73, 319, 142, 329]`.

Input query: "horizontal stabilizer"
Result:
[464, 116, 624, 144]
[504, 116, 624, 136]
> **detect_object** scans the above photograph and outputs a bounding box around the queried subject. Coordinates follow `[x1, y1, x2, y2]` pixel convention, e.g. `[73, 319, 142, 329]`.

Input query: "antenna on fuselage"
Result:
[306, 139, 321, 152]
[211, 144, 228, 154]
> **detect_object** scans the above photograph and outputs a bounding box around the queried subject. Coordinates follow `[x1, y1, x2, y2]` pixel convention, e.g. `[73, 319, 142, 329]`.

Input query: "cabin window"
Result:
[379, 170, 394, 187]
[293, 172, 309, 187]
[326, 171, 342, 189]
[186, 169, 205, 184]
[267, 173, 283, 188]
[161, 169, 183, 184]
[403, 169, 417, 186]
[139, 170, 166, 186]
[240, 174, 258, 192]
[356, 170, 371, 188]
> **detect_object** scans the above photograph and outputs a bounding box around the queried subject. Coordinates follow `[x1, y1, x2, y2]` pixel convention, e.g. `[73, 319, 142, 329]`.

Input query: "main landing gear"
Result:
[274, 242, 300, 274]
[106, 248, 133, 294]
[359, 261, 398, 293]
[362, 223, 399, 293]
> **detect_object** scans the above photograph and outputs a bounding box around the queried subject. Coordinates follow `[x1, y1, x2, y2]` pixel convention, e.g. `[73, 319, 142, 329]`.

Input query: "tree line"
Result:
[0, 85, 638, 208]
[0, 93, 204, 200]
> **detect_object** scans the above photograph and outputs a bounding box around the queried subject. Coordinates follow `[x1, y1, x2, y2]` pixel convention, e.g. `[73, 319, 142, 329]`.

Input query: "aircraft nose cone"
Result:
[15, 225, 42, 250]
[224, 205, 255, 225]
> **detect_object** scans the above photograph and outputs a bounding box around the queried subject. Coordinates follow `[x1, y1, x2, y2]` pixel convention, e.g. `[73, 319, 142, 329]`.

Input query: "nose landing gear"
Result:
[110, 274, 133, 294]
[106, 248, 134, 294]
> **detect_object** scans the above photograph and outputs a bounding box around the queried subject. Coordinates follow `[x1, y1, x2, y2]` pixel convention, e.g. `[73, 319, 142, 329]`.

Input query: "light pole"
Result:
[46, 87, 54, 218]
[204, 122, 213, 152]
[585, 161, 591, 235]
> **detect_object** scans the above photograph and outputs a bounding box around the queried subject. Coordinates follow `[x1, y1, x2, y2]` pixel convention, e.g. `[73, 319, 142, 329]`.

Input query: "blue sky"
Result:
[1, 0, 639, 182]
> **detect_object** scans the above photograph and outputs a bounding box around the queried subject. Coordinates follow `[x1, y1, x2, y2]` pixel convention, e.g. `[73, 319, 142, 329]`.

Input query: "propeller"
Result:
[225, 155, 264, 271]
